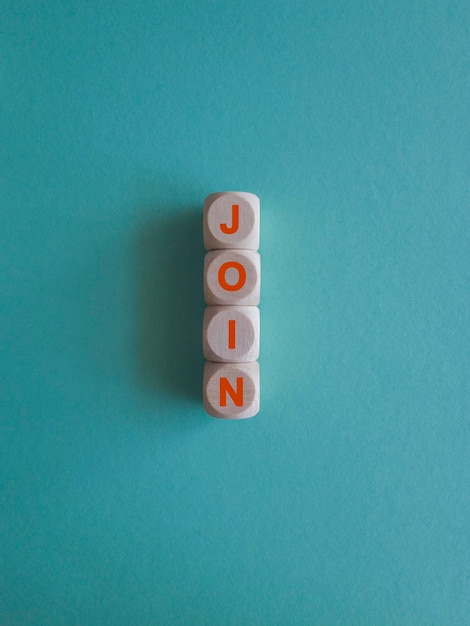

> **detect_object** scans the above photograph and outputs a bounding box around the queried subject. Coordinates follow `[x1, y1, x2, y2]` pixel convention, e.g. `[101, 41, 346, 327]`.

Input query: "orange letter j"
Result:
[220, 204, 239, 235]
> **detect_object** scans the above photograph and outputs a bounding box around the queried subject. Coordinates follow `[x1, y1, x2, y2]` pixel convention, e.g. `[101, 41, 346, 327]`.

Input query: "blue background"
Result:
[1, 1, 469, 624]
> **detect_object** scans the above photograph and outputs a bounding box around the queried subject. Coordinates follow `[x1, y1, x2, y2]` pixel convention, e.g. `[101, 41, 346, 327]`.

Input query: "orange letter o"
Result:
[218, 261, 246, 291]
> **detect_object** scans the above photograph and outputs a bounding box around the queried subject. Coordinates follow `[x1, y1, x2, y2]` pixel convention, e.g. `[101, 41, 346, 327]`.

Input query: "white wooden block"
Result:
[204, 191, 260, 251]
[203, 361, 260, 419]
[204, 249, 260, 306]
[203, 305, 260, 363]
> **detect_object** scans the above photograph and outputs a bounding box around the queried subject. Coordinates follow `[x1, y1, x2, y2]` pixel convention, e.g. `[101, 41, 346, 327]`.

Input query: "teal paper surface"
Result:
[1, 2, 469, 624]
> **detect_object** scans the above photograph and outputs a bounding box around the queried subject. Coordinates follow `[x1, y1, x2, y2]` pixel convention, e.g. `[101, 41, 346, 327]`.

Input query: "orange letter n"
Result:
[220, 377, 244, 407]
[220, 204, 239, 235]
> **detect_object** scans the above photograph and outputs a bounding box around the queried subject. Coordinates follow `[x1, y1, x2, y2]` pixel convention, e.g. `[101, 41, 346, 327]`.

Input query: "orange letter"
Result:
[218, 261, 246, 291]
[228, 319, 236, 349]
[220, 377, 244, 407]
[220, 204, 239, 234]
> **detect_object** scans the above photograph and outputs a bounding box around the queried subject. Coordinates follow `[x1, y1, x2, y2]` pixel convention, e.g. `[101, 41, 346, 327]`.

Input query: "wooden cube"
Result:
[204, 249, 260, 306]
[204, 191, 260, 251]
[203, 361, 260, 419]
[203, 305, 260, 363]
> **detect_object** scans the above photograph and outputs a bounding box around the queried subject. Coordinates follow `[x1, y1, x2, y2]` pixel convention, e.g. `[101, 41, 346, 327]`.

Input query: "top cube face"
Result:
[204, 191, 260, 251]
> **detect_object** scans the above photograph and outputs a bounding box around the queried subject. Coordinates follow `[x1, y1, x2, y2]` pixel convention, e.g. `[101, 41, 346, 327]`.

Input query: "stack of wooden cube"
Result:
[202, 192, 261, 419]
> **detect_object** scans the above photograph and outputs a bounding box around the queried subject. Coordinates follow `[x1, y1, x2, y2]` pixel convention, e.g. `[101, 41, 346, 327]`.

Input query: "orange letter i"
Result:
[228, 319, 236, 349]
